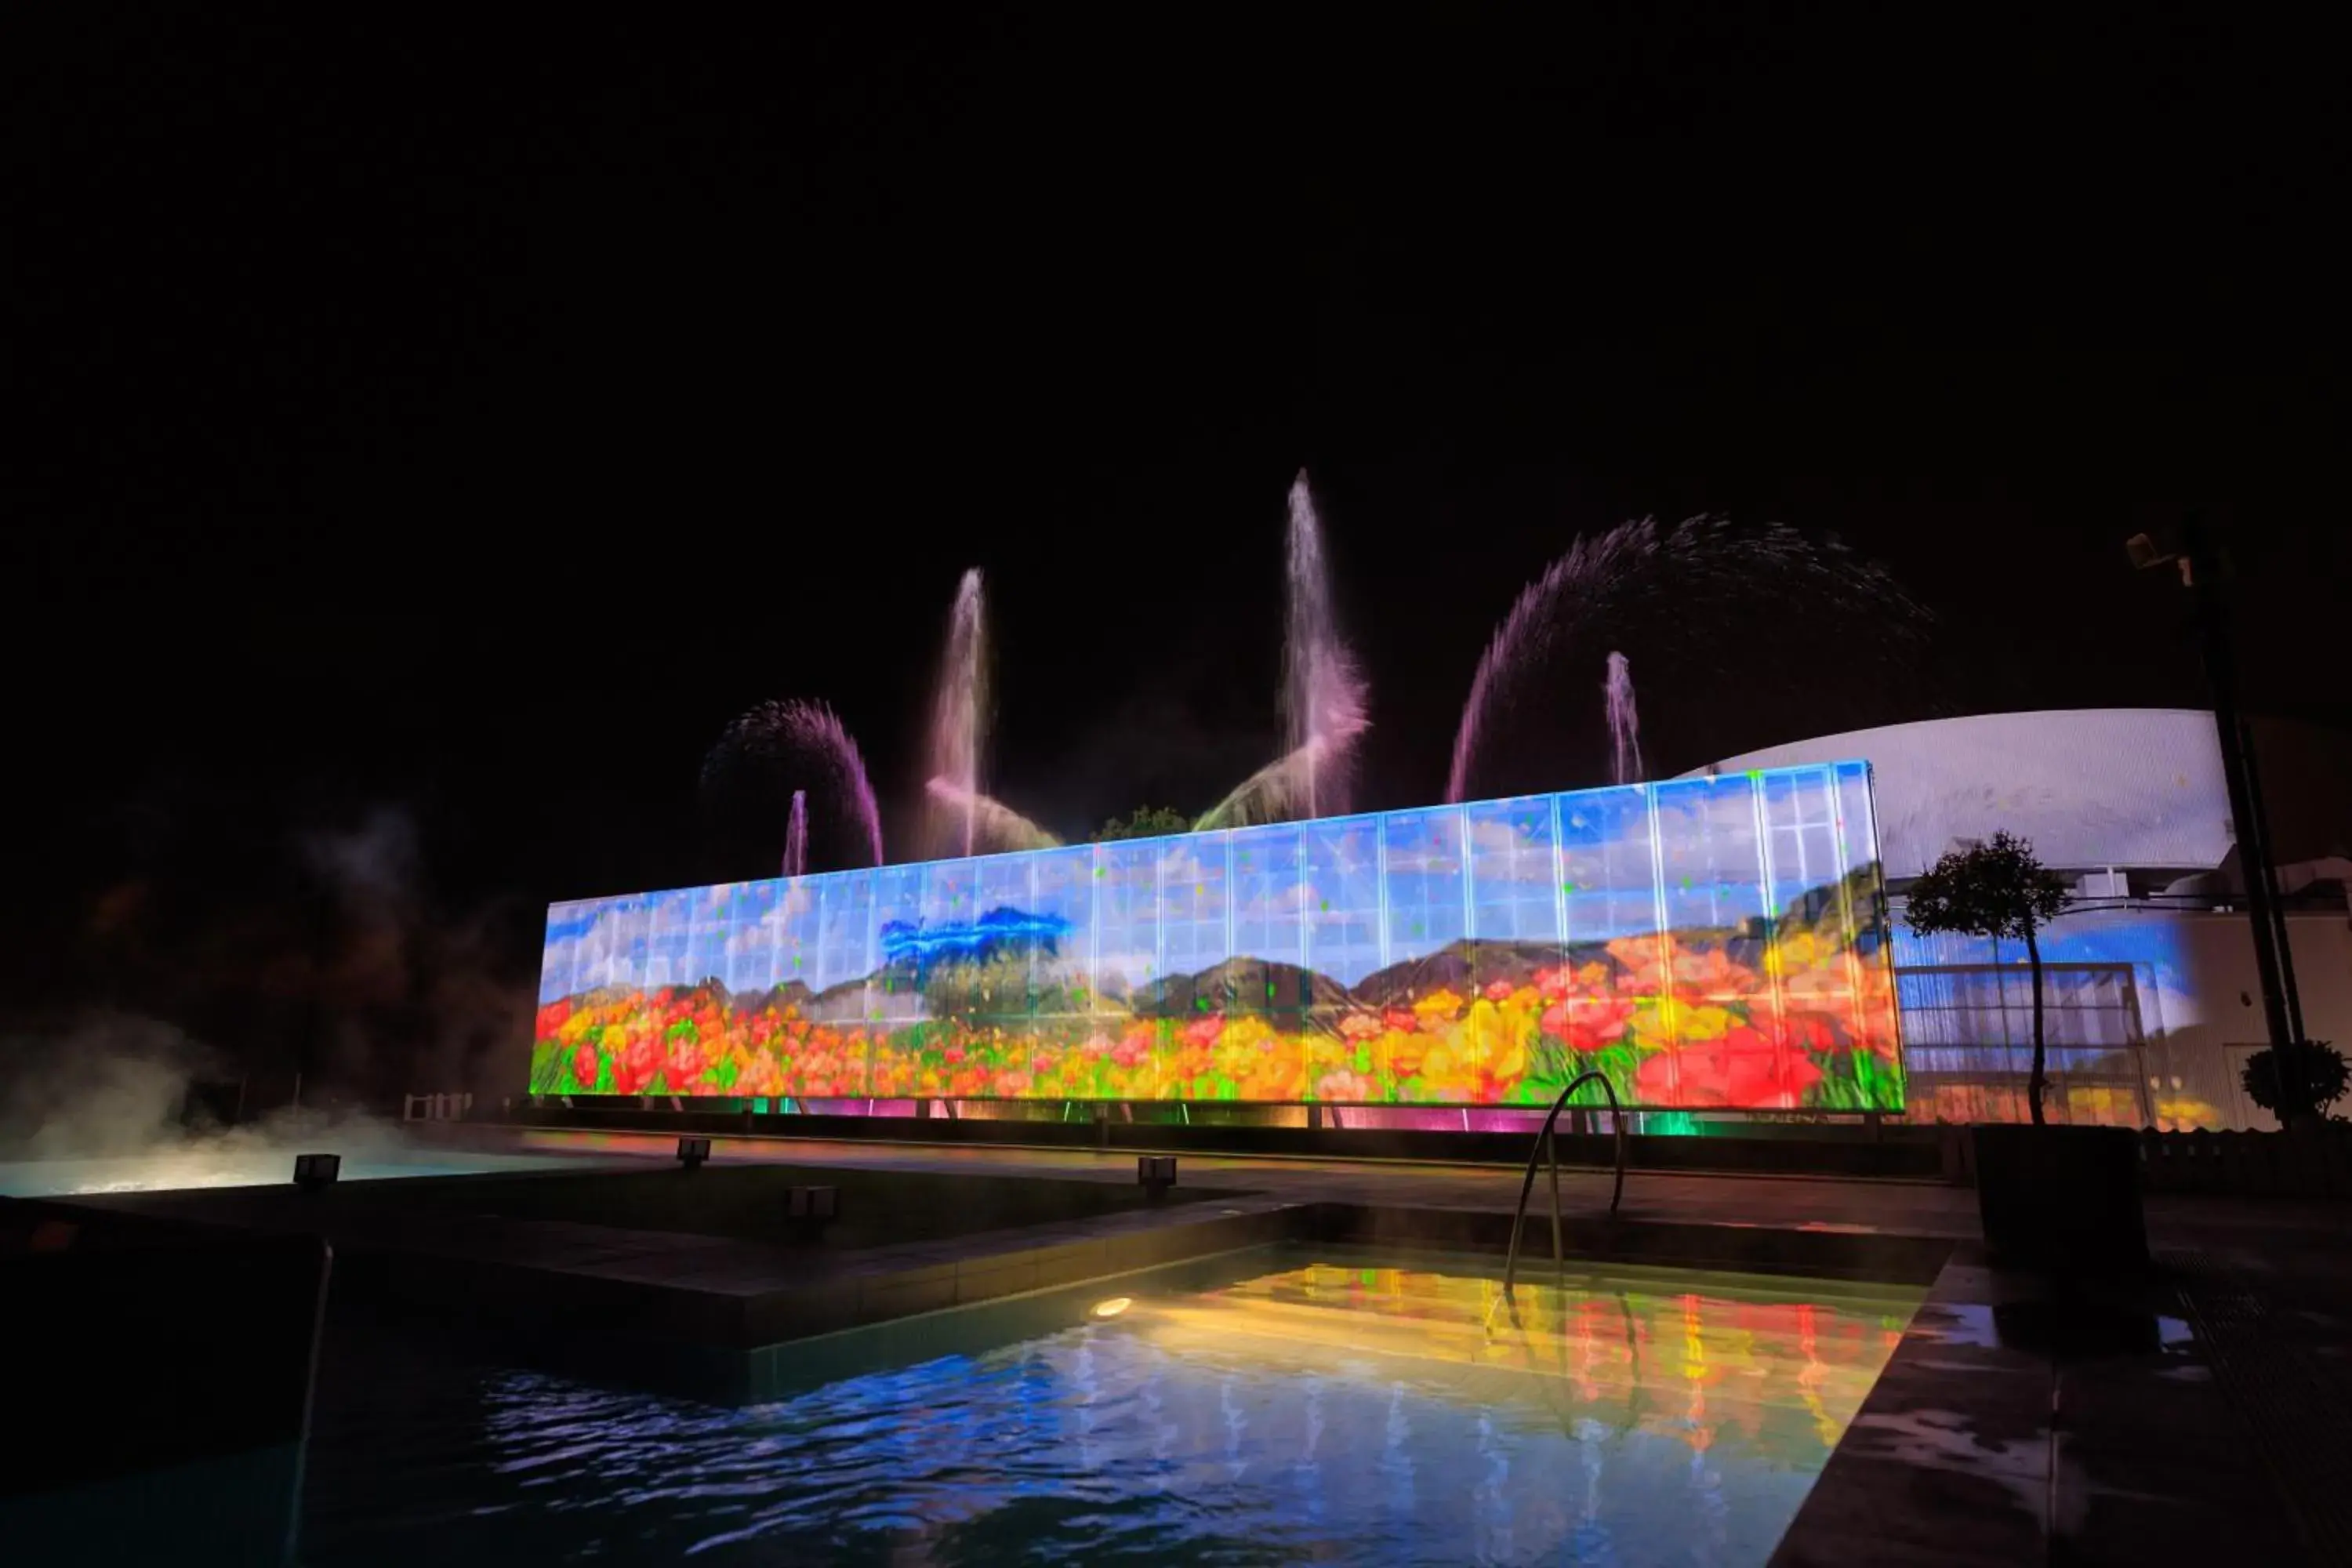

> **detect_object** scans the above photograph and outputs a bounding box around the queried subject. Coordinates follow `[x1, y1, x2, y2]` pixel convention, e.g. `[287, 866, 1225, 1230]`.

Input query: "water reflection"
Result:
[300, 1258, 1921, 1566]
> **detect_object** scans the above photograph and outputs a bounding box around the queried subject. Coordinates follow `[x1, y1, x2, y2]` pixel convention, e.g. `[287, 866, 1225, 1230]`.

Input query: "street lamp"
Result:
[2126, 517, 2305, 1051]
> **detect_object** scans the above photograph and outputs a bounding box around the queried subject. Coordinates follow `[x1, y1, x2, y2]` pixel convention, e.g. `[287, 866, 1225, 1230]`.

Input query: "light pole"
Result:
[2126, 517, 2304, 1054]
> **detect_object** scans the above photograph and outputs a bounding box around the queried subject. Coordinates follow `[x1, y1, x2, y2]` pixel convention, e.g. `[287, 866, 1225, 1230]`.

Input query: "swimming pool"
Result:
[298, 1246, 1920, 1566]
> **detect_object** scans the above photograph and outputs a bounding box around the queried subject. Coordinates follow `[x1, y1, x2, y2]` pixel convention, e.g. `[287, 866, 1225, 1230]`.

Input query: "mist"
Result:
[2, 802, 536, 1171]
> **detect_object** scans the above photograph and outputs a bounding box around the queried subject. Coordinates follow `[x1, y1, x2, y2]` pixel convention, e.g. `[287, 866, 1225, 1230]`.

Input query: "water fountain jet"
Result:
[1605, 652, 1643, 787]
[925, 568, 989, 858]
[1196, 472, 1367, 830]
[782, 789, 808, 877]
[702, 699, 885, 869]
[1446, 517, 1923, 802]
[923, 777, 1062, 854]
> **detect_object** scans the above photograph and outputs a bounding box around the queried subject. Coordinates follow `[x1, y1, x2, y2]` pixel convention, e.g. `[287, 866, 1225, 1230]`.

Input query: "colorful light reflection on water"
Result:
[299, 1254, 1919, 1566]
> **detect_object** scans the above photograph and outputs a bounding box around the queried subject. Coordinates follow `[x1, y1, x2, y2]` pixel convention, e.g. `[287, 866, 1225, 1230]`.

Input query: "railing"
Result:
[1501, 1071, 1628, 1294]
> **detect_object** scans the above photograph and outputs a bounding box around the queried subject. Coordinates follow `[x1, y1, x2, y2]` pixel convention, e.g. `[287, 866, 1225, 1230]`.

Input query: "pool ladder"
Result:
[1500, 1071, 1628, 1296]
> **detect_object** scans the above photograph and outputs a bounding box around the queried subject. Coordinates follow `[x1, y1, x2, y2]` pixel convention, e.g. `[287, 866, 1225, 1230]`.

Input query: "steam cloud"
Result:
[0, 804, 533, 1164]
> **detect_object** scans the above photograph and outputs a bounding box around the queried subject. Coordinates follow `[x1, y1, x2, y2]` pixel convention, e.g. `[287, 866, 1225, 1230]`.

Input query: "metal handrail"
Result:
[1501, 1070, 1628, 1294]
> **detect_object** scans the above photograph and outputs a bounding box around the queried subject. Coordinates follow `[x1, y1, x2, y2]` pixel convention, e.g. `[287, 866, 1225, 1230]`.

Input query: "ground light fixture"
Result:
[292, 1152, 341, 1189]
[1091, 1297, 1134, 1319]
[677, 1136, 712, 1170]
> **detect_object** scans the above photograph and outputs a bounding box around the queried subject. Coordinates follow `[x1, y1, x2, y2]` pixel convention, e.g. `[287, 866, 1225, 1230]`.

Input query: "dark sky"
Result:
[4, 9, 2342, 1085]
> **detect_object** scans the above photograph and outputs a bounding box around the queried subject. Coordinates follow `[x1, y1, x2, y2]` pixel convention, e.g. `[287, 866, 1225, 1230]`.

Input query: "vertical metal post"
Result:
[2184, 516, 2296, 1051]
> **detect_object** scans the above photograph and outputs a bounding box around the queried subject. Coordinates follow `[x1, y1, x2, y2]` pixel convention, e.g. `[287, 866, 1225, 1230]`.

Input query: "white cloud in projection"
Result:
[535, 764, 1880, 1001]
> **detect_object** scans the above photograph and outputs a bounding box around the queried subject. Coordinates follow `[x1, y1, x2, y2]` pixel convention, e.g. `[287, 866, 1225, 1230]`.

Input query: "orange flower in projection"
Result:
[1483, 980, 1515, 1002]
[735, 1051, 785, 1097]
[1608, 936, 1755, 997]
[1537, 962, 1613, 1002]
[1314, 1069, 1377, 1102]
[1386, 1029, 1428, 1078]
[1636, 1025, 1822, 1108]
[1412, 989, 1465, 1028]
[1338, 1012, 1381, 1041]
[1780, 952, 1900, 1058]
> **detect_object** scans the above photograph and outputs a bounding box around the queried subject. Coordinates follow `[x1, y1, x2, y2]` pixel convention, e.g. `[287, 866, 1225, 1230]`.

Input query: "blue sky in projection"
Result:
[535, 763, 1881, 1004]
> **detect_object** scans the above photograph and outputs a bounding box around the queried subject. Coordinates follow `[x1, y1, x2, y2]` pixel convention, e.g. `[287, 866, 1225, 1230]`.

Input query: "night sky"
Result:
[5, 11, 2341, 1094]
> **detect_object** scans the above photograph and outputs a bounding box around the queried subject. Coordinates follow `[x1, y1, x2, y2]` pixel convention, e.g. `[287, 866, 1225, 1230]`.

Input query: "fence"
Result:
[2136, 1124, 2352, 1196]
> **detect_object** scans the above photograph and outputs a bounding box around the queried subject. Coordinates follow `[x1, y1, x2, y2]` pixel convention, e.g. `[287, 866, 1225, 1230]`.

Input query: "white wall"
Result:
[1891, 905, 2352, 1129]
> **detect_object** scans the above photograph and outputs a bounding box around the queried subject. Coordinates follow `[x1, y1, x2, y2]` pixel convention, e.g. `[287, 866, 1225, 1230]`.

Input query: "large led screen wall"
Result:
[530, 762, 1903, 1110]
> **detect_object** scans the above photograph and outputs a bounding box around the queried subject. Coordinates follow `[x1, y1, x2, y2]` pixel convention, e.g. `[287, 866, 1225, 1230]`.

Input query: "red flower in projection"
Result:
[1181, 1014, 1224, 1051]
[1540, 996, 1639, 1053]
[536, 1000, 572, 1039]
[1483, 980, 1516, 1002]
[572, 1042, 599, 1089]
[1635, 1025, 1822, 1109]
[610, 1032, 662, 1095]
[1382, 1007, 1418, 1033]
[666, 1033, 707, 1087]
[1769, 1012, 1839, 1058]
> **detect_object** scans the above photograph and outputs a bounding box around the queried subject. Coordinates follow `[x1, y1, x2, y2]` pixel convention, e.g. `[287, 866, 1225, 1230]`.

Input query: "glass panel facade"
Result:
[528, 761, 1904, 1109]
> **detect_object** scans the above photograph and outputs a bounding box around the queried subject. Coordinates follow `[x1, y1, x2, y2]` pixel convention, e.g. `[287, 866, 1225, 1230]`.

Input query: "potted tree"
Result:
[2241, 1039, 2348, 1131]
[1906, 831, 2146, 1269]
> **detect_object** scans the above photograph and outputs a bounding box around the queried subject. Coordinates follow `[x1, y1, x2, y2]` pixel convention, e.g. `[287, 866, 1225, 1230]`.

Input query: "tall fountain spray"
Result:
[782, 789, 808, 877]
[924, 777, 1062, 852]
[1604, 652, 1643, 786]
[926, 568, 989, 858]
[1446, 517, 1924, 802]
[1196, 472, 1369, 830]
[703, 699, 886, 869]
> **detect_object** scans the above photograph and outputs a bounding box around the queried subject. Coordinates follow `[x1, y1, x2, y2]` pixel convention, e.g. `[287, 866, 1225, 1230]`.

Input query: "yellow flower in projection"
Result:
[1632, 1001, 1734, 1050]
[1413, 989, 1465, 1024]
[1762, 931, 1835, 980]
[2155, 1097, 2223, 1131]
[557, 1011, 596, 1044]
[1461, 999, 1526, 1082]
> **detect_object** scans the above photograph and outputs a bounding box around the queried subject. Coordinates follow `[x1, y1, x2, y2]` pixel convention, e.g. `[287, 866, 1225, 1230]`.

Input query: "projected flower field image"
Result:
[528, 762, 1902, 1111]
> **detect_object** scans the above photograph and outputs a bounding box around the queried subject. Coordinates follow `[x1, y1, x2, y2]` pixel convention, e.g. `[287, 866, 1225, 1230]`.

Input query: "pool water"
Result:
[296, 1247, 1920, 1566]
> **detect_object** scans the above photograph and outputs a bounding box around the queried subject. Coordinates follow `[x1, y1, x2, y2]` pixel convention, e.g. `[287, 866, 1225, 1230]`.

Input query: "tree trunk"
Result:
[2024, 924, 2049, 1127]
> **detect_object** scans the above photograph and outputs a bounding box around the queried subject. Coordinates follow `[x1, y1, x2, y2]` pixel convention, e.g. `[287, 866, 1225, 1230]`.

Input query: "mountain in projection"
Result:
[1347, 938, 1582, 1010]
[1128, 956, 1354, 1019]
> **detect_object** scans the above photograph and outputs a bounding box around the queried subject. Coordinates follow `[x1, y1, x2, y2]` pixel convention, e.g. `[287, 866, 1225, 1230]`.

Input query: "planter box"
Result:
[1972, 1124, 2148, 1271]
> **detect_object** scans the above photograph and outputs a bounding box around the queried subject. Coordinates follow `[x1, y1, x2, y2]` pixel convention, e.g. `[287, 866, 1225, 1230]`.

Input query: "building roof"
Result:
[1683, 710, 2231, 879]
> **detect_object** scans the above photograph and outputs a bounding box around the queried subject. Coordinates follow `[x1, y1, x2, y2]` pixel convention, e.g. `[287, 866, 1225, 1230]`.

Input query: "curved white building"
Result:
[1686, 710, 2352, 1131]
[1691, 709, 2230, 880]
